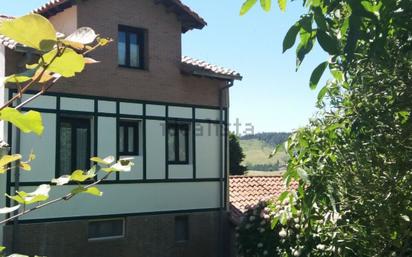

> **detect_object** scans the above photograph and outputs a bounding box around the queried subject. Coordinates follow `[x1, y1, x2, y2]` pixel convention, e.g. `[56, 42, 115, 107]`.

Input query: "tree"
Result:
[229, 132, 247, 175]
[238, 0, 412, 256]
[0, 14, 134, 256]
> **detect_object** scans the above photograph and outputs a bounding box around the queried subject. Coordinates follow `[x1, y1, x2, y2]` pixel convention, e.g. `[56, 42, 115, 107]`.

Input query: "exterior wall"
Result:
[49, 6, 78, 36]
[3, 211, 223, 257]
[2, 0, 227, 107]
[5, 92, 228, 222]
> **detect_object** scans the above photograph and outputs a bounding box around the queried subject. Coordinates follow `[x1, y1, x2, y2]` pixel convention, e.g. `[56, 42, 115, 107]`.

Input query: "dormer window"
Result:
[118, 25, 146, 69]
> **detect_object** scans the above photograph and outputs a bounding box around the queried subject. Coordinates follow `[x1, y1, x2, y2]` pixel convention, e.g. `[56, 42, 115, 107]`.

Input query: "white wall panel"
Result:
[13, 113, 56, 182]
[97, 117, 117, 181]
[120, 102, 143, 116]
[195, 123, 221, 178]
[60, 97, 94, 112]
[195, 108, 221, 121]
[119, 155, 143, 180]
[168, 106, 192, 119]
[146, 120, 166, 179]
[168, 165, 193, 179]
[15, 94, 57, 109]
[15, 182, 220, 220]
[146, 104, 165, 117]
[98, 100, 116, 114]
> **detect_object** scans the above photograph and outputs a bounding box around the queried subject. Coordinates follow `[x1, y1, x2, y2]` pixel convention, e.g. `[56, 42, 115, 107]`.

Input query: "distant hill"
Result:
[239, 132, 291, 172]
[240, 132, 291, 146]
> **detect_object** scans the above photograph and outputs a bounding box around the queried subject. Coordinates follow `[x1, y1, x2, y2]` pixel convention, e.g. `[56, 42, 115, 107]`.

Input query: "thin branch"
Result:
[0, 172, 111, 225]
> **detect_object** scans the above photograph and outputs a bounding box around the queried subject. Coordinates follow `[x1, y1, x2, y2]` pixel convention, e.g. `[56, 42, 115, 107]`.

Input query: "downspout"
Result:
[218, 80, 234, 257]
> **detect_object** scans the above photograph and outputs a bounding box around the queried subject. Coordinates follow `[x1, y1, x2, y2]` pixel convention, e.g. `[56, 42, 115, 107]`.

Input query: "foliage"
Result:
[0, 13, 120, 256]
[239, 0, 412, 256]
[229, 132, 247, 175]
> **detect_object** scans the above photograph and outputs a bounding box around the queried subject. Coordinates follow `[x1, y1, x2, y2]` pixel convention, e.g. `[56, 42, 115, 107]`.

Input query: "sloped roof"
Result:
[0, 15, 18, 49]
[182, 56, 242, 81]
[33, 0, 206, 33]
[229, 175, 297, 224]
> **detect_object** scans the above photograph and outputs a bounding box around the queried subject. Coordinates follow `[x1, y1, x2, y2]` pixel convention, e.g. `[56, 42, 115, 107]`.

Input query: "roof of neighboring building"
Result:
[32, 0, 206, 33]
[229, 175, 296, 224]
[182, 56, 242, 81]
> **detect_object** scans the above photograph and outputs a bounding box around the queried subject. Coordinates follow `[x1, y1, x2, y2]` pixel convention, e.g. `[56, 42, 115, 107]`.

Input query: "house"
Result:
[0, 0, 241, 256]
[228, 175, 293, 256]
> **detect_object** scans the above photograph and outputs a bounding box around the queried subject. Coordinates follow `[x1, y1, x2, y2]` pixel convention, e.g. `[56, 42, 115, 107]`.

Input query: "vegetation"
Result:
[240, 133, 289, 171]
[229, 132, 247, 175]
[0, 14, 133, 256]
[238, 0, 412, 256]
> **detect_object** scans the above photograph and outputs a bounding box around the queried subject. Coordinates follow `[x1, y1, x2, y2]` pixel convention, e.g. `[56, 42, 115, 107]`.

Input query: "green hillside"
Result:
[239, 138, 289, 172]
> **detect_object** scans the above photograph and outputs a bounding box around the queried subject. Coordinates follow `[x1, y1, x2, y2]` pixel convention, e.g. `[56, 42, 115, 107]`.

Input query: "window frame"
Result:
[167, 123, 190, 165]
[118, 25, 146, 70]
[58, 116, 91, 176]
[88, 218, 125, 241]
[118, 120, 140, 156]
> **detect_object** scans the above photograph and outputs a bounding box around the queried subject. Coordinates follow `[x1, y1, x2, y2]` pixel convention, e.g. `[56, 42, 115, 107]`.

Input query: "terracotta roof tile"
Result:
[182, 56, 242, 80]
[32, 0, 206, 32]
[0, 15, 18, 49]
[229, 175, 297, 223]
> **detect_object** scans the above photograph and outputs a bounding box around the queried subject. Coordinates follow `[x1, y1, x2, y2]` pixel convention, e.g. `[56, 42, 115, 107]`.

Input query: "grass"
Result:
[239, 139, 289, 172]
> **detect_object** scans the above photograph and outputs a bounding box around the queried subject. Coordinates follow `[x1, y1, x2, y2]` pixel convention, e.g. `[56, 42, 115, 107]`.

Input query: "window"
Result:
[88, 219, 125, 240]
[175, 216, 189, 242]
[59, 117, 91, 175]
[119, 120, 140, 156]
[118, 25, 146, 69]
[167, 123, 189, 164]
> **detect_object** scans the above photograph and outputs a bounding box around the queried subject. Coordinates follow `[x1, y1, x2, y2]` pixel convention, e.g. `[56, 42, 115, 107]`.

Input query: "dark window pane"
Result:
[76, 127, 89, 170]
[128, 126, 135, 152]
[60, 122, 72, 175]
[129, 33, 140, 68]
[175, 216, 189, 242]
[88, 219, 124, 239]
[119, 126, 125, 153]
[178, 127, 187, 162]
[118, 31, 126, 66]
[168, 127, 175, 162]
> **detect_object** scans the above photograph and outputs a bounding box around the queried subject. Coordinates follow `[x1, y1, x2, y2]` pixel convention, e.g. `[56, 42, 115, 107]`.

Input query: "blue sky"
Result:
[0, 0, 328, 133]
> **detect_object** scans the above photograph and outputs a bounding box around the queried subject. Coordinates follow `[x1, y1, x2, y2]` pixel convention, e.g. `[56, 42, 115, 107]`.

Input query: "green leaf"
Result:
[260, 0, 271, 11]
[19, 162, 31, 171]
[51, 175, 71, 186]
[361, 1, 382, 15]
[70, 170, 95, 182]
[296, 30, 315, 69]
[0, 246, 5, 253]
[313, 7, 327, 31]
[297, 167, 309, 183]
[0, 14, 56, 52]
[6, 184, 50, 205]
[269, 144, 282, 158]
[331, 69, 344, 81]
[271, 216, 279, 229]
[317, 29, 339, 55]
[41, 48, 85, 78]
[71, 186, 103, 197]
[283, 23, 300, 53]
[4, 68, 38, 84]
[317, 85, 328, 103]
[310, 61, 328, 90]
[90, 156, 115, 165]
[278, 191, 289, 203]
[0, 154, 22, 173]
[280, 212, 288, 225]
[240, 0, 257, 15]
[278, 0, 287, 12]
[0, 108, 44, 136]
